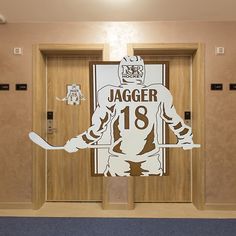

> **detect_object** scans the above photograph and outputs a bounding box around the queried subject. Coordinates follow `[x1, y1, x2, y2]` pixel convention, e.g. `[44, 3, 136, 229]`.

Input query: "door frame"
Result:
[127, 43, 205, 210]
[32, 44, 109, 209]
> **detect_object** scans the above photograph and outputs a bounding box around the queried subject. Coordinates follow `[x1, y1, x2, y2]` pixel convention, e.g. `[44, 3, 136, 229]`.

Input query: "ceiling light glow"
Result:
[104, 23, 138, 60]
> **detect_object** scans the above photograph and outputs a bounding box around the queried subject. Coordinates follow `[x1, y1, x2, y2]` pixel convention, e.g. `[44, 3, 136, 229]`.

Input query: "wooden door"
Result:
[46, 54, 102, 201]
[134, 55, 192, 202]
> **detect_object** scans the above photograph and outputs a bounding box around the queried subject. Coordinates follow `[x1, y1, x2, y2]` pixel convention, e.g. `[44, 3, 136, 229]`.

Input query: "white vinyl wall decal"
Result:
[56, 84, 85, 105]
[91, 62, 167, 176]
[29, 56, 200, 177]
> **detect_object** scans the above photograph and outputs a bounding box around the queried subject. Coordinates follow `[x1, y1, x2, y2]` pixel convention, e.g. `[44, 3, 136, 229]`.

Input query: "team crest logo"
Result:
[122, 65, 144, 78]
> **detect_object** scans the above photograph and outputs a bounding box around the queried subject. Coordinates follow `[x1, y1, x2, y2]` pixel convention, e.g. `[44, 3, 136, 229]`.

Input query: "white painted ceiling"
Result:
[0, 0, 236, 23]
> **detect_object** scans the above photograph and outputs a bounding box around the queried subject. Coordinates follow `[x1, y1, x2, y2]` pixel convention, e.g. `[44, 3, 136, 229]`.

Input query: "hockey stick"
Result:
[29, 132, 200, 151]
[158, 144, 200, 148]
[29, 132, 64, 150]
[28, 132, 110, 150]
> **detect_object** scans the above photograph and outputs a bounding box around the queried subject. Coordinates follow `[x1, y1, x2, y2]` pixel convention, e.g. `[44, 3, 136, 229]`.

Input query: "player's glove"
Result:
[177, 139, 194, 150]
[64, 135, 88, 153]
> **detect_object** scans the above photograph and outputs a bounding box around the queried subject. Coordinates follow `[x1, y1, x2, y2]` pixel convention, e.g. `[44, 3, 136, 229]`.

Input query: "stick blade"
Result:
[29, 132, 63, 150]
[29, 132, 50, 149]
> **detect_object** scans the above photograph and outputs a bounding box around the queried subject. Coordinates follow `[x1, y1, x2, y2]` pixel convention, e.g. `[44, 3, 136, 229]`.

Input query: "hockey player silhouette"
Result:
[64, 56, 194, 176]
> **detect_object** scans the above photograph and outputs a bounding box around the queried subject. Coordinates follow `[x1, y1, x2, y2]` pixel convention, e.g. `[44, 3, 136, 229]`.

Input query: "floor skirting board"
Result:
[1, 203, 236, 218]
[0, 202, 32, 209]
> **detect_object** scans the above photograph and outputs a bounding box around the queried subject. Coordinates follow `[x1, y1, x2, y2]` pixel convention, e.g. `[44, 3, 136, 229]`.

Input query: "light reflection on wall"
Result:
[104, 22, 138, 60]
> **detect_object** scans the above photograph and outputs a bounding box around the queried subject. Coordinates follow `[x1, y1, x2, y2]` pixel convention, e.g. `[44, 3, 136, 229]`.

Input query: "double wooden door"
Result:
[46, 54, 192, 202]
